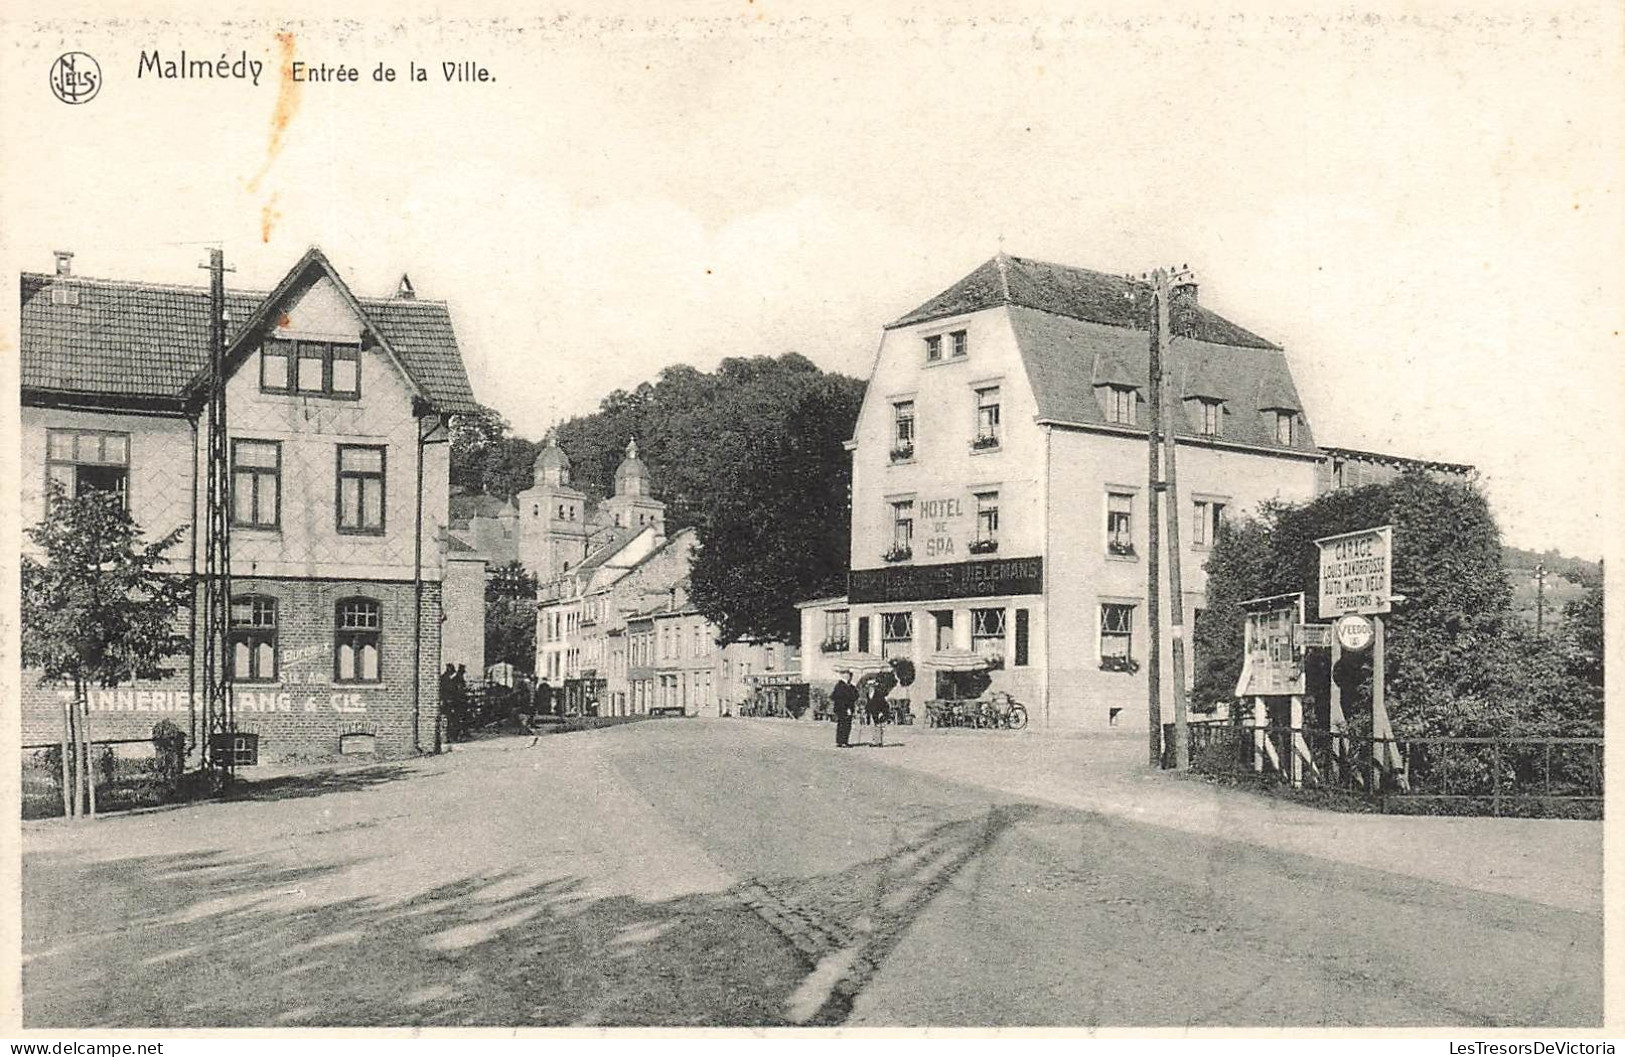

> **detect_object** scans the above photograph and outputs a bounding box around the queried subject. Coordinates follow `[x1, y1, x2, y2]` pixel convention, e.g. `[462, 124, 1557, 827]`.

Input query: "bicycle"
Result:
[984, 691, 1029, 731]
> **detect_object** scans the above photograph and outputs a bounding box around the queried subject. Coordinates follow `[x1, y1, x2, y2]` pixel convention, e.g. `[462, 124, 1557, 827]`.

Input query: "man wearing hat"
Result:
[830, 670, 858, 748]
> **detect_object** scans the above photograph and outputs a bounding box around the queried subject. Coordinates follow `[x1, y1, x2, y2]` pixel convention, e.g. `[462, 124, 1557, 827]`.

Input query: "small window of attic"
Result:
[50, 285, 80, 307]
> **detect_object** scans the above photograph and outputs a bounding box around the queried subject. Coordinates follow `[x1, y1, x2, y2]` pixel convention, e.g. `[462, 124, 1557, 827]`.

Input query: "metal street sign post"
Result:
[1316, 525, 1403, 788]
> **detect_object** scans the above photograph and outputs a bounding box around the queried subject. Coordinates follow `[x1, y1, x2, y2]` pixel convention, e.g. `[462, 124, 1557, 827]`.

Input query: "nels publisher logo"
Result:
[50, 52, 101, 104]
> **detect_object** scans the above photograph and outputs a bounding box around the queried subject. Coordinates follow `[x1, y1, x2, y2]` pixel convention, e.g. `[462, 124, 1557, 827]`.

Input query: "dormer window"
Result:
[1195, 398, 1224, 437]
[1273, 411, 1295, 446]
[1103, 385, 1137, 426]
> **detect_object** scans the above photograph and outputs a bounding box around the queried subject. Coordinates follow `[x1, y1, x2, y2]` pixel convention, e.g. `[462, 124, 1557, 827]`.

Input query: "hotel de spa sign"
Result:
[849, 556, 1044, 605]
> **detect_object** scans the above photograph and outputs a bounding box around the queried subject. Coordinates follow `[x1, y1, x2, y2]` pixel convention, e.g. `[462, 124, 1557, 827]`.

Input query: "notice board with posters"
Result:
[1316, 525, 1394, 617]
[1235, 592, 1307, 697]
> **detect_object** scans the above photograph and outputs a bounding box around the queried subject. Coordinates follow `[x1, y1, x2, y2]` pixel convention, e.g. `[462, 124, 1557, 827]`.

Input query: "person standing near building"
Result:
[439, 664, 458, 738]
[866, 676, 890, 747]
[830, 670, 857, 748]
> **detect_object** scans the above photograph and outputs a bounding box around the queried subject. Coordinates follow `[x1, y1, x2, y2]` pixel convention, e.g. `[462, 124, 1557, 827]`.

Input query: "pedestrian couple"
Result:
[830, 670, 888, 748]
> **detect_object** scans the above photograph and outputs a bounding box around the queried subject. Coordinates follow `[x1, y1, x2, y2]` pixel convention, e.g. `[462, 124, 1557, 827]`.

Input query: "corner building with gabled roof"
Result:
[800, 253, 1323, 732]
[18, 247, 481, 763]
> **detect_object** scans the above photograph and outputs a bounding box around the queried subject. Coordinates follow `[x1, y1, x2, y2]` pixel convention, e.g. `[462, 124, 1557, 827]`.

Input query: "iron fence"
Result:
[1172, 720, 1602, 819]
[22, 738, 190, 820]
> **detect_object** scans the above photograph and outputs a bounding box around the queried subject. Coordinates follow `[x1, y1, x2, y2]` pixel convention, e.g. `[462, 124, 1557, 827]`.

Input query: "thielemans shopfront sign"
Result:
[849, 556, 1043, 604]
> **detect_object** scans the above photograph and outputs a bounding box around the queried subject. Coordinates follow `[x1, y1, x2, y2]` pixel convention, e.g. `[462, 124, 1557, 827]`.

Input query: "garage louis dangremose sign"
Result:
[1315, 525, 1393, 617]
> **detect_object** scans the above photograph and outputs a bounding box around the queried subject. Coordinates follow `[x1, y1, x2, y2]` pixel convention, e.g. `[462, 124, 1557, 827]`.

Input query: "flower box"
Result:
[1099, 655, 1140, 674]
[1107, 541, 1136, 558]
[883, 546, 912, 563]
[819, 640, 849, 653]
[967, 538, 999, 555]
[970, 434, 1001, 451]
[889, 445, 915, 463]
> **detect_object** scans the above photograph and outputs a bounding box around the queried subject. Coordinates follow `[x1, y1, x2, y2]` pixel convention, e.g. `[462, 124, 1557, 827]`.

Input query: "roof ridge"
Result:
[22, 271, 447, 305]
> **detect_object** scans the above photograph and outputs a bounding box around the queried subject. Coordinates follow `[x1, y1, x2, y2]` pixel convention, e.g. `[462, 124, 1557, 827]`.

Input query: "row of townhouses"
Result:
[798, 253, 1470, 732]
[19, 248, 483, 763]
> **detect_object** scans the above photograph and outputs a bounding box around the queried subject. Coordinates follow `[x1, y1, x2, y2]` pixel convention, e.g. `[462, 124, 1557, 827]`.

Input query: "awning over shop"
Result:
[927, 648, 994, 673]
[829, 653, 891, 675]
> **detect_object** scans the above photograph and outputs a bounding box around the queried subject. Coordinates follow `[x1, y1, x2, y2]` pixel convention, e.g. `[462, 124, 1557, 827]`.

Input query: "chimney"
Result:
[1172, 278, 1198, 307]
[396, 273, 416, 300]
[53, 250, 74, 277]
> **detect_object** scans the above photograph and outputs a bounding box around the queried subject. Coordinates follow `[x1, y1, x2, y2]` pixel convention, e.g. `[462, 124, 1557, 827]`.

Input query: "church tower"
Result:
[602, 438, 666, 535]
[515, 432, 591, 581]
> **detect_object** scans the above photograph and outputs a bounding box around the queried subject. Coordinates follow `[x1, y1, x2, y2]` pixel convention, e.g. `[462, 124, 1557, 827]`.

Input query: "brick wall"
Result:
[20, 577, 443, 764]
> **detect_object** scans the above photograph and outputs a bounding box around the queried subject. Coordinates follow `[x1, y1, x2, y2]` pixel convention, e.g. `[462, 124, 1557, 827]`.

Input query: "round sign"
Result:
[1336, 614, 1375, 652]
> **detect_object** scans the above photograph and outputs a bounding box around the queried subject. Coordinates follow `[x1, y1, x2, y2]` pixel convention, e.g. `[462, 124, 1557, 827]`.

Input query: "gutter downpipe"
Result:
[1042, 421, 1052, 728]
[413, 403, 451, 754]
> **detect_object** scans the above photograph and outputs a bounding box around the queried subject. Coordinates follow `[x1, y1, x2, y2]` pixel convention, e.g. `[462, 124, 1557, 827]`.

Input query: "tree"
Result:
[450, 403, 539, 499]
[548, 353, 865, 644]
[1192, 471, 1543, 738]
[21, 485, 189, 816]
[485, 561, 538, 674]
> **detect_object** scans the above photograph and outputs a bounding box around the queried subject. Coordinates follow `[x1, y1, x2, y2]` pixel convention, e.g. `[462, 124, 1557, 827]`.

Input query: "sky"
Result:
[3, 0, 1621, 559]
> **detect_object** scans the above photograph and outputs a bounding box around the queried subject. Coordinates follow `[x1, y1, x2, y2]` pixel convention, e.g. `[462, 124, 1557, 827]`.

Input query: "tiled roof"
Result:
[20, 255, 477, 413]
[1007, 305, 1316, 452]
[890, 254, 1279, 351]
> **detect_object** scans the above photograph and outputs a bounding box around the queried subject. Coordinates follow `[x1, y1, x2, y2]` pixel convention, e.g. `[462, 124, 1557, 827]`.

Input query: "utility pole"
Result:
[1534, 562, 1547, 636]
[199, 248, 235, 785]
[1154, 267, 1193, 770]
[1145, 277, 1164, 768]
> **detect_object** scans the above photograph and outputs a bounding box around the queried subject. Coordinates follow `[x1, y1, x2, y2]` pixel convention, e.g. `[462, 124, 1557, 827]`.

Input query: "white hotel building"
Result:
[800, 253, 1326, 732]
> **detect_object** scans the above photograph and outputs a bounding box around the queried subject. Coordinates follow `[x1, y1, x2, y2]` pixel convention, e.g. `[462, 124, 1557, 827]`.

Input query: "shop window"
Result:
[822, 609, 850, 652]
[1193, 498, 1228, 548]
[1014, 609, 1030, 667]
[1100, 603, 1137, 672]
[46, 429, 129, 505]
[229, 595, 278, 683]
[971, 608, 1006, 663]
[335, 597, 382, 683]
[262, 339, 360, 399]
[880, 611, 913, 658]
[337, 444, 386, 535]
[231, 439, 281, 529]
[973, 387, 1001, 449]
[1106, 492, 1135, 557]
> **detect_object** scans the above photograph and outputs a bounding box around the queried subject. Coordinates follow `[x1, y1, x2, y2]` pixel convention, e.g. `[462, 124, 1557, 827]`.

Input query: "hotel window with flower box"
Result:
[334, 598, 382, 684]
[970, 490, 999, 553]
[887, 500, 914, 560]
[973, 386, 1001, 449]
[1106, 492, 1135, 557]
[891, 400, 915, 461]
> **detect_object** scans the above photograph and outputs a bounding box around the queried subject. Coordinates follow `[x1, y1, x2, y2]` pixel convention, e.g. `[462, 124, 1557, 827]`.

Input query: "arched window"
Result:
[335, 597, 382, 683]
[229, 595, 278, 683]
